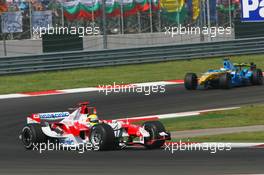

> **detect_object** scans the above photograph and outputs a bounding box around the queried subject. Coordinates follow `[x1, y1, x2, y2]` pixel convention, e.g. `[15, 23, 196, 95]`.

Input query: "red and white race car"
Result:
[19, 102, 171, 151]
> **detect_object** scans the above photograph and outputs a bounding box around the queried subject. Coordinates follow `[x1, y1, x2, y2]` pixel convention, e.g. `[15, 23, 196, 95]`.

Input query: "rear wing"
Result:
[233, 63, 256, 70]
[223, 59, 256, 71]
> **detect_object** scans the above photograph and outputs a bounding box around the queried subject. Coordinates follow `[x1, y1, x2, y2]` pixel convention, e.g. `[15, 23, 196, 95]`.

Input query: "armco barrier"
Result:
[0, 37, 264, 75]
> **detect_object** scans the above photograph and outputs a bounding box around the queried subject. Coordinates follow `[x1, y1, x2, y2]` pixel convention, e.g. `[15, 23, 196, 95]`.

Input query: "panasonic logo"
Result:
[241, 0, 264, 21]
[39, 112, 70, 119]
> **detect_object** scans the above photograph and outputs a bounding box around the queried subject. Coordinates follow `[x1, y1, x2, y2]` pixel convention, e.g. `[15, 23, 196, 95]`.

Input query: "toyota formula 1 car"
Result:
[184, 59, 263, 90]
[19, 102, 170, 151]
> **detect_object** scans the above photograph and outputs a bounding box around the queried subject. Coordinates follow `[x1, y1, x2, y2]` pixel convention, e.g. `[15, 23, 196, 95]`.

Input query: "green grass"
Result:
[171, 131, 264, 142]
[0, 54, 264, 94]
[160, 104, 264, 131]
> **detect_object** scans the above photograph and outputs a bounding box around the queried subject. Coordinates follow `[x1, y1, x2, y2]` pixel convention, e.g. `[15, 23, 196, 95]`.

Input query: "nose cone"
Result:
[199, 73, 217, 85]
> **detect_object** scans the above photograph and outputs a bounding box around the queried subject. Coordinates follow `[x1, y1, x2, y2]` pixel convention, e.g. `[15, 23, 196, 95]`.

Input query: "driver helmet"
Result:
[87, 114, 99, 124]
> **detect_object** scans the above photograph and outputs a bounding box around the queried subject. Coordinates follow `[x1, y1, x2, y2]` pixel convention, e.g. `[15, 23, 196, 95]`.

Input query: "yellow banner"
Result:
[160, 0, 185, 12]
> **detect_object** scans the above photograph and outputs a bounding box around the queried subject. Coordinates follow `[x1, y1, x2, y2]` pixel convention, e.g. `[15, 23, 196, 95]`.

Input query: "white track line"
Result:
[119, 107, 240, 121]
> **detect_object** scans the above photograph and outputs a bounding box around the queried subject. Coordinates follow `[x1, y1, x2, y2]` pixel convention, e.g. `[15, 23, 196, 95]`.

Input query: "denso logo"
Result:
[241, 0, 264, 21]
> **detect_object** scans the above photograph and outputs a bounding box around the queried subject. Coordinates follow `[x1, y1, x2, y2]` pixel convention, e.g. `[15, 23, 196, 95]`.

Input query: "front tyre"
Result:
[252, 69, 263, 85]
[143, 121, 166, 149]
[184, 73, 198, 90]
[90, 123, 115, 151]
[219, 73, 232, 89]
[20, 123, 47, 149]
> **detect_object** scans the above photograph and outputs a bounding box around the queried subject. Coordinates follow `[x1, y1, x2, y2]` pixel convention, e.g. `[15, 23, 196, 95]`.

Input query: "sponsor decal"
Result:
[241, 0, 264, 22]
[39, 112, 69, 120]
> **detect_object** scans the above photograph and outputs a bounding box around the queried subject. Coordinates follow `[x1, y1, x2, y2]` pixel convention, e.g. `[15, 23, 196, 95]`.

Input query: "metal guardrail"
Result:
[0, 37, 264, 75]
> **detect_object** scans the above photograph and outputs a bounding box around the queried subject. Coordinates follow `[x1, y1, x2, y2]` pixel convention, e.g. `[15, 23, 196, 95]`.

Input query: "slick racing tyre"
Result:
[219, 73, 232, 89]
[21, 123, 47, 149]
[143, 121, 166, 149]
[184, 73, 198, 90]
[90, 123, 115, 151]
[252, 69, 263, 85]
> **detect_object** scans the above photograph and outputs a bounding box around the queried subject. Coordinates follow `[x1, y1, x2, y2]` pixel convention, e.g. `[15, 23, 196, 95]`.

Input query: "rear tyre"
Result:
[184, 73, 198, 90]
[21, 123, 47, 150]
[252, 69, 263, 85]
[90, 123, 115, 151]
[219, 73, 232, 89]
[143, 121, 166, 149]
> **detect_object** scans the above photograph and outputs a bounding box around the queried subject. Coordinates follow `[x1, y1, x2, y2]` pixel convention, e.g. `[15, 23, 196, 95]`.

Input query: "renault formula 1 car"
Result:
[184, 59, 263, 90]
[19, 102, 170, 151]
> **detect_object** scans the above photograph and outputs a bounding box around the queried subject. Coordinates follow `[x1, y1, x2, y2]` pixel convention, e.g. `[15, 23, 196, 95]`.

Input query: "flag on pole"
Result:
[0, 0, 8, 14]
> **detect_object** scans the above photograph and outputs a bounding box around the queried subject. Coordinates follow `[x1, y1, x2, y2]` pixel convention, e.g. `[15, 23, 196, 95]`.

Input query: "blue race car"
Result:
[184, 59, 263, 90]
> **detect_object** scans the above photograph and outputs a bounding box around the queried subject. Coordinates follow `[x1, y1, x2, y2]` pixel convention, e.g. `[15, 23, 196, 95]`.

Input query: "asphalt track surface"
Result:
[0, 84, 264, 175]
